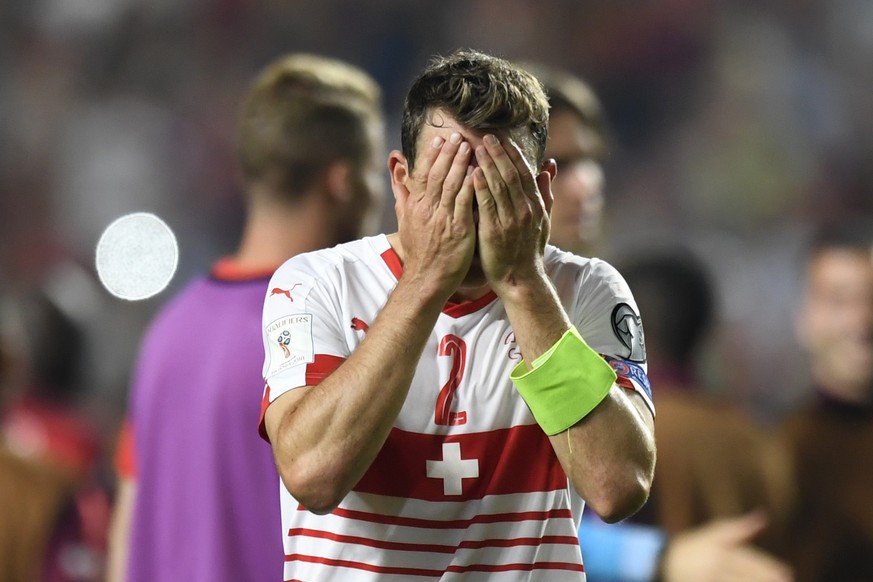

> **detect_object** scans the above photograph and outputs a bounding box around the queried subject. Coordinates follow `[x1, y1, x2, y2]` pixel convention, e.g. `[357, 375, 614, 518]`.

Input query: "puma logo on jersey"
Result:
[350, 317, 369, 333]
[270, 284, 302, 301]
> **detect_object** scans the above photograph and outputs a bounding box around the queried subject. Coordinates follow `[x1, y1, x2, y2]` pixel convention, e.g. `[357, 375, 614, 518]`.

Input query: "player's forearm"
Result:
[500, 275, 655, 522]
[557, 390, 655, 522]
[498, 273, 573, 364]
[271, 276, 448, 513]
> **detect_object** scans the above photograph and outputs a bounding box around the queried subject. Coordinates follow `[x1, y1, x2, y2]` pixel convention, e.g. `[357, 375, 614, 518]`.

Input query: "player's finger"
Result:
[472, 166, 498, 231]
[481, 135, 534, 213]
[474, 140, 515, 223]
[440, 140, 473, 212]
[424, 132, 464, 205]
[502, 138, 539, 199]
[535, 158, 557, 213]
[453, 172, 475, 226]
[410, 135, 444, 202]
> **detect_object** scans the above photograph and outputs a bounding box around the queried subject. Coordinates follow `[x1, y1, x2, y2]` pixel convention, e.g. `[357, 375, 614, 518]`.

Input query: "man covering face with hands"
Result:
[259, 49, 656, 582]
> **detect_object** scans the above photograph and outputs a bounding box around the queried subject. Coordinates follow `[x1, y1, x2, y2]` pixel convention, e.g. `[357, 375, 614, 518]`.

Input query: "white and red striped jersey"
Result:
[260, 234, 653, 581]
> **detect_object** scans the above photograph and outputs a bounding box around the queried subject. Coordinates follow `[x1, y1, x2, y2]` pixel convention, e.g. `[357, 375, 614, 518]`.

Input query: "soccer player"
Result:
[259, 49, 656, 581]
[105, 54, 385, 582]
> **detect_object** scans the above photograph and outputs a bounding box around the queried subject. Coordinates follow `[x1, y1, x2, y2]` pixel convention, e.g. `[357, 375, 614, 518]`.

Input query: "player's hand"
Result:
[472, 135, 554, 296]
[659, 512, 793, 582]
[395, 132, 476, 296]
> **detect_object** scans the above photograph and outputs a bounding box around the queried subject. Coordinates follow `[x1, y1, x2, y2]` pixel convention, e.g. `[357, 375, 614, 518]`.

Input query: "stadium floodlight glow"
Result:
[95, 212, 179, 301]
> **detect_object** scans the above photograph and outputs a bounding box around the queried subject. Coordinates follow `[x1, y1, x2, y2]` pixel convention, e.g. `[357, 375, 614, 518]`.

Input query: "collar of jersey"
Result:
[210, 257, 278, 282]
[379, 245, 498, 318]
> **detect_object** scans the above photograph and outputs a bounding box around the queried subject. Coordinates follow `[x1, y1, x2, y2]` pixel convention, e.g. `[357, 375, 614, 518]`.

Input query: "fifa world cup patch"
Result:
[264, 314, 315, 378]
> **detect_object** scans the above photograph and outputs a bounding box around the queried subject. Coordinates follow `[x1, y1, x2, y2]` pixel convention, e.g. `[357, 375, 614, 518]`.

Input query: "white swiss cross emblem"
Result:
[426, 442, 479, 496]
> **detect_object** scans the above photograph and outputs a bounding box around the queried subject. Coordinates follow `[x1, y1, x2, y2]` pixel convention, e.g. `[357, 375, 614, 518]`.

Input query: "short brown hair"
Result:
[400, 49, 549, 171]
[238, 54, 383, 199]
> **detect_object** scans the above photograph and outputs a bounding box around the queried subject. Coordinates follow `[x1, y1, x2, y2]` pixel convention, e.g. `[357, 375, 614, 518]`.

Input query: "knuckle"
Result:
[504, 168, 521, 187]
[442, 178, 461, 196]
[478, 196, 496, 210]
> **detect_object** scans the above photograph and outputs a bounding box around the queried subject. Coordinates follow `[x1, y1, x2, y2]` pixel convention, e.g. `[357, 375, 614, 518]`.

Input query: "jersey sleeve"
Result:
[571, 259, 654, 417]
[258, 259, 350, 440]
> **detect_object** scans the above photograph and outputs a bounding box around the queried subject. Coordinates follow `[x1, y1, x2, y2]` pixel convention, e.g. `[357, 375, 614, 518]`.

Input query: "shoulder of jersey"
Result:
[545, 247, 630, 297]
[545, 245, 603, 275]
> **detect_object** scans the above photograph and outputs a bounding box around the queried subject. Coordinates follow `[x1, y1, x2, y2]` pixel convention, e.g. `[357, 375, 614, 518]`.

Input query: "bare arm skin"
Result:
[472, 134, 655, 523]
[264, 133, 477, 514]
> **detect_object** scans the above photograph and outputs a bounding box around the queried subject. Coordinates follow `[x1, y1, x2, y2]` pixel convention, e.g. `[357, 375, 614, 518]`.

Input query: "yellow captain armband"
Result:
[510, 326, 616, 436]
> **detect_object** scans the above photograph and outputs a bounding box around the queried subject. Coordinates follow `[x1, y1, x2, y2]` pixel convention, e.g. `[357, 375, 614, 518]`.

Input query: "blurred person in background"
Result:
[617, 251, 794, 582]
[529, 62, 794, 582]
[781, 219, 873, 582]
[0, 286, 108, 581]
[520, 62, 609, 259]
[0, 290, 101, 482]
[105, 53, 386, 582]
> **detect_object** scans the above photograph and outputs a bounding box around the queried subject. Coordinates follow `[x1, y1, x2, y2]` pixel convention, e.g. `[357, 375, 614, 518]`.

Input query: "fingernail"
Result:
[432, 136, 444, 148]
[459, 142, 470, 154]
[484, 134, 499, 145]
[450, 132, 462, 144]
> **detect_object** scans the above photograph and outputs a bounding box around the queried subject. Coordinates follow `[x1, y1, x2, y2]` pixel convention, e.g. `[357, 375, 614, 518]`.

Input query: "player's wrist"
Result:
[489, 265, 550, 304]
[394, 271, 456, 310]
[510, 326, 616, 435]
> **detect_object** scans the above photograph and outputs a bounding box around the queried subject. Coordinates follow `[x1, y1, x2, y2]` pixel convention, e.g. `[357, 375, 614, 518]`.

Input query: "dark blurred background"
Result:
[2, 0, 872, 442]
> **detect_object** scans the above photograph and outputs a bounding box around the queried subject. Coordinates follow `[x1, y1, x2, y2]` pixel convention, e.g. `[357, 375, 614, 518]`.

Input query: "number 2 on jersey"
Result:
[435, 334, 467, 426]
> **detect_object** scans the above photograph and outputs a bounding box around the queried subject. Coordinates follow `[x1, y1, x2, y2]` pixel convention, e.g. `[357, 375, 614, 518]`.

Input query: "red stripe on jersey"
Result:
[353, 424, 567, 501]
[615, 375, 634, 391]
[288, 528, 580, 553]
[259, 355, 346, 442]
[380, 248, 403, 279]
[305, 354, 345, 384]
[442, 291, 498, 318]
[286, 554, 444, 577]
[258, 385, 272, 442]
[299, 506, 573, 529]
[446, 561, 584, 574]
[285, 554, 583, 577]
[379, 247, 498, 318]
